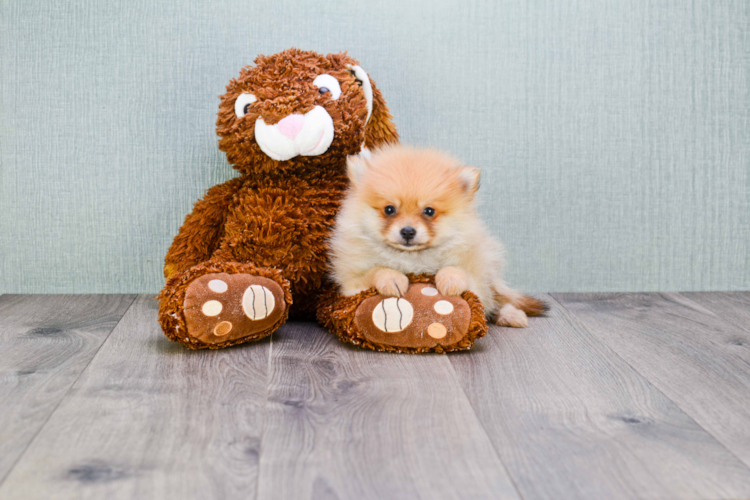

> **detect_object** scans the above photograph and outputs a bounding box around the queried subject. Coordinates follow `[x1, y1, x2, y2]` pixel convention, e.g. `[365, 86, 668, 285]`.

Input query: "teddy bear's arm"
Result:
[163, 176, 244, 280]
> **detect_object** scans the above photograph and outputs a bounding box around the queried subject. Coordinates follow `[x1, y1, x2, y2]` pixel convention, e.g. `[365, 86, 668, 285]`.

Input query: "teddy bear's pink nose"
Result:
[276, 114, 305, 139]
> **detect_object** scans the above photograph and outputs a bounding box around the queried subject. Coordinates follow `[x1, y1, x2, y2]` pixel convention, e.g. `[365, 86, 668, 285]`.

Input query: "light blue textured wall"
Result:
[1, 0, 748, 293]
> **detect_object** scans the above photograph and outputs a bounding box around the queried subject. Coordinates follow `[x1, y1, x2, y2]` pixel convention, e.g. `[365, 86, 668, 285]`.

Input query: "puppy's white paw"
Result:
[435, 267, 469, 296]
[496, 304, 528, 328]
[373, 268, 410, 297]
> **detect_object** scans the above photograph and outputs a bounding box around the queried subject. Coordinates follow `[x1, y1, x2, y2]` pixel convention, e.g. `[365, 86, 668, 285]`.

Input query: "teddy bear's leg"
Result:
[158, 261, 292, 349]
[318, 275, 488, 354]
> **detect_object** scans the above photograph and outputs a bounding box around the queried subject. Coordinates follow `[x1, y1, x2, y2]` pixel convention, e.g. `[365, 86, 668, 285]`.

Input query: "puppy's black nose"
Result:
[400, 226, 416, 241]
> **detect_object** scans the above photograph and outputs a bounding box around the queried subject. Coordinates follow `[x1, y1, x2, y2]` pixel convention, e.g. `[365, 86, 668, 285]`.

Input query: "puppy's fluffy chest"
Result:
[367, 240, 467, 276]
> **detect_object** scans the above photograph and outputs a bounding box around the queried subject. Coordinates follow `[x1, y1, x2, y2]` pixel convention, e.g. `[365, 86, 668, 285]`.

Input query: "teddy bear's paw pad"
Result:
[354, 283, 472, 351]
[242, 284, 276, 320]
[371, 297, 414, 332]
[183, 273, 286, 345]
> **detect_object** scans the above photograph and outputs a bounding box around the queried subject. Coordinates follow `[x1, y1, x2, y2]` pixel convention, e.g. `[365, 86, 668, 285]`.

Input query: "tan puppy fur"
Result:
[330, 145, 545, 327]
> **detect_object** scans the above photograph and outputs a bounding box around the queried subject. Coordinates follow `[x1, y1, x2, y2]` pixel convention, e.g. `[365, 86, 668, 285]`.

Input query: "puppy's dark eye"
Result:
[423, 207, 435, 217]
[384, 205, 397, 216]
[319, 87, 329, 94]
[243, 103, 252, 114]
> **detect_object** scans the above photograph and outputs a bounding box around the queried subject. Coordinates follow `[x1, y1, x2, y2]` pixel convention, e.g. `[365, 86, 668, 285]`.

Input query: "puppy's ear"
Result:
[459, 167, 481, 195]
[346, 153, 370, 185]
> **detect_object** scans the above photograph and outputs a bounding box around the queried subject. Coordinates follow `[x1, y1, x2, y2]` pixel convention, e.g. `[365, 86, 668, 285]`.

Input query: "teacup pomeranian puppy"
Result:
[330, 145, 545, 327]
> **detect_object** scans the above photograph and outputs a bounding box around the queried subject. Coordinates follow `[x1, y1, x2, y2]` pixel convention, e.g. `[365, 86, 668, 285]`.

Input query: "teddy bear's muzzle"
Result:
[254, 105, 335, 161]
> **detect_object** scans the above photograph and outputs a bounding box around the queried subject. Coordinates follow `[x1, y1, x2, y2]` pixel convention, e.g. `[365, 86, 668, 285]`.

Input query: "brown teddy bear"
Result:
[158, 48, 488, 352]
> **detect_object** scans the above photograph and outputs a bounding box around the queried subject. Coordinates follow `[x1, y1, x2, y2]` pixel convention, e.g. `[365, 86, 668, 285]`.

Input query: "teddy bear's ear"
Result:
[348, 65, 399, 149]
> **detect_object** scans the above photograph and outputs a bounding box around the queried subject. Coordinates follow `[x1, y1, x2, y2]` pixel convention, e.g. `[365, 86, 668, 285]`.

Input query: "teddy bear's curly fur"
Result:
[158, 48, 487, 352]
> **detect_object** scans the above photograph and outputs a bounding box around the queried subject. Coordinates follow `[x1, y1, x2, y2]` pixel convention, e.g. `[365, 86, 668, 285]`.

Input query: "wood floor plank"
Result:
[256, 322, 520, 500]
[451, 295, 750, 500]
[0, 294, 135, 486]
[682, 291, 750, 333]
[555, 292, 750, 471]
[0, 295, 269, 500]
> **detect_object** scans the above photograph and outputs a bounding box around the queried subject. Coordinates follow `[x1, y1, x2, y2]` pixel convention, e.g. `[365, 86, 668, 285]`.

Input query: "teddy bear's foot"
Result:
[354, 283, 477, 352]
[182, 273, 287, 346]
[320, 276, 489, 353]
[158, 261, 292, 349]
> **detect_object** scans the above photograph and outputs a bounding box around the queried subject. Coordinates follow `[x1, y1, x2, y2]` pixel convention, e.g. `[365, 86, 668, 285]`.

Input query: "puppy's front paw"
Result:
[373, 268, 410, 297]
[435, 267, 469, 296]
[496, 304, 528, 328]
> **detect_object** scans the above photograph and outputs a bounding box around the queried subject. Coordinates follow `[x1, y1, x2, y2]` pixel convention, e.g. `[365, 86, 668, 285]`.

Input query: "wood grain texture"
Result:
[451, 295, 750, 500]
[3, 293, 750, 499]
[683, 292, 750, 333]
[256, 322, 520, 500]
[555, 292, 750, 471]
[0, 294, 135, 486]
[0, 295, 269, 500]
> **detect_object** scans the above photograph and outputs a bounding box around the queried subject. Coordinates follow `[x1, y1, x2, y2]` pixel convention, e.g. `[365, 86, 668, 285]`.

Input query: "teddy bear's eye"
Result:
[384, 205, 397, 216]
[423, 207, 435, 217]
[348, 69, 364, 86]
[234, 93, 257, 118]
[313, 74, 341, 100]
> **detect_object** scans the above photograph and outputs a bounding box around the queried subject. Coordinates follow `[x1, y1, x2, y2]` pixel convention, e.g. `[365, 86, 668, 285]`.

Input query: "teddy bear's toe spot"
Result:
[202, 300, 223, 316]
[433, 300, 454, 315]
[208, 279, 228, 293]
[427, 322, 447, 339]
[213, 321, 233, 336]
[421, 286, 438, 296]
[371, 298, 414, 333]
[242, 285, 276, 320]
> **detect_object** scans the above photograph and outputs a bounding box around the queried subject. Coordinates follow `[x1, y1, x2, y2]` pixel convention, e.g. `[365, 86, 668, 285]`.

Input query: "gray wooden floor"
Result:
[1, 293, 749, 500]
